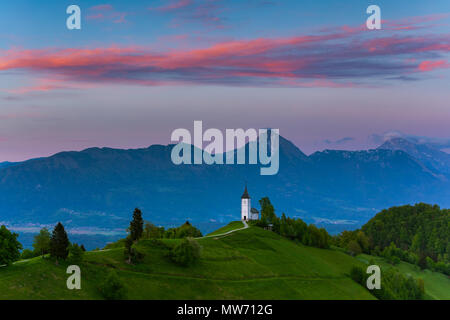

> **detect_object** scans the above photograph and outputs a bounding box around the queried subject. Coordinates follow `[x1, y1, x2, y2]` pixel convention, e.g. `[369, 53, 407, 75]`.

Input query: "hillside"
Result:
[361, 203, 449, 265]
[206, 221, 244, 236]
[357, 254, 450, 300]
[0, 226, 375, 300]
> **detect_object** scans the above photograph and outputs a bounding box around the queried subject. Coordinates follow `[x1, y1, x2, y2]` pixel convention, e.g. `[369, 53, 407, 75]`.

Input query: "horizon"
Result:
[2, 128, 450, 163]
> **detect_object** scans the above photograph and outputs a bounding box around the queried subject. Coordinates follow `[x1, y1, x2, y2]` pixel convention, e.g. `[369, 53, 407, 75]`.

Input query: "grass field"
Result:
[356, 254, 450, 300]
[0, 225, 383, 300]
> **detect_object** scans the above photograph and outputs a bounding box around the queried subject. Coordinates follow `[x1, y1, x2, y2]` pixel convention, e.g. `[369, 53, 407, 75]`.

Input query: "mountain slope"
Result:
[0, 162, 18, 169]
[377, 137, 450, 176]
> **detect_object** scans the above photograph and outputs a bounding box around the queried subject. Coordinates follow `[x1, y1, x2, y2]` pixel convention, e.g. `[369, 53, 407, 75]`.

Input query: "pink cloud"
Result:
[384, 13, 450, 29]
[87, 4, 128, 24]
[90, 4, 113, 11]
[1, 17, 449, 92]
[86, 13, 105, 21]
[418, 60, 450, 72]
[151, 0, 193, 12]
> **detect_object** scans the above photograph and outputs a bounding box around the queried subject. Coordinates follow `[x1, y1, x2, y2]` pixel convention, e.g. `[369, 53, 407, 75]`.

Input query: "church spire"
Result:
[241, 183, 250, 199]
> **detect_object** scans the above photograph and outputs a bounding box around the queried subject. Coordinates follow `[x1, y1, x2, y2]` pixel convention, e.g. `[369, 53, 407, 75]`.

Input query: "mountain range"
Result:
[1, 134, 449, 246]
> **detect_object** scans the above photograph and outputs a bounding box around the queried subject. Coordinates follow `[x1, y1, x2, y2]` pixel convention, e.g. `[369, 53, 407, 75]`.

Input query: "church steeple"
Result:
[241, 183, 250, 221]
[241, 183, 250, 199]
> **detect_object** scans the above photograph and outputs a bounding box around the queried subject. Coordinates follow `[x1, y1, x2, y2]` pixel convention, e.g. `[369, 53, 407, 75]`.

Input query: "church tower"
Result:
[241, 184, 250, 221]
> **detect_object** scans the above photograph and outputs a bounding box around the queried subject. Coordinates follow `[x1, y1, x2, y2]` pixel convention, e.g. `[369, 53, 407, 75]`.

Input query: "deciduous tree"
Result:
[33, 227, 51, 256]
[0, 225, 22, 265]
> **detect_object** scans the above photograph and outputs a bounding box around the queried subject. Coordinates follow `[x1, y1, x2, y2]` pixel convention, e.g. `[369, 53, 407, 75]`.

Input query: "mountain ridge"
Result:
[1, 134, 449, 246]
[377, 137, 450, 177]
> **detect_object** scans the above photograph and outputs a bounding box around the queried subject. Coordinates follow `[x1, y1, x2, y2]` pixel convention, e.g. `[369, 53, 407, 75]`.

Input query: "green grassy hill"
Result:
[206, 221, 244, 236]
[356, 254, 450, 300]
[1, 225, 378, 300]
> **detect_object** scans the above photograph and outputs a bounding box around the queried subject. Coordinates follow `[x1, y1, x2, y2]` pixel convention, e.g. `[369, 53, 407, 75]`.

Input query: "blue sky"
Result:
[0, 0, 449, 160]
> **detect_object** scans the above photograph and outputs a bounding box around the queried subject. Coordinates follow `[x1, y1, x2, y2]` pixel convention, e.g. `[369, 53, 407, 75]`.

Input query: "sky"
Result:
[0, 0, 449, 161]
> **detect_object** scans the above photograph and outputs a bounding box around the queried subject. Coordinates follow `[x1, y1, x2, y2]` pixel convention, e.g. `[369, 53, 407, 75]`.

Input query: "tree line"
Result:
[350, 265, 424, 300]
[251, 197, 331, 249]
[123, 208, 202, 266]
[334, 203, 450, 275]
[0, 223, 85, 266]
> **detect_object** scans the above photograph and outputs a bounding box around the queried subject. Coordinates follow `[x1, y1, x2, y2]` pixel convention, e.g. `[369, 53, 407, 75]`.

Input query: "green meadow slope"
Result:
[0, 226, 375, 300]
[206, 221, 244, 236]
[357, 254, 450, 300]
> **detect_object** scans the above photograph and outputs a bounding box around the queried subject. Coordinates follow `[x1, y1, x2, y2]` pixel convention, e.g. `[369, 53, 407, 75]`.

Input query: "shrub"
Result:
[347, 240, 362, 256]
[350, 265, 424, 300]
[434, 261, 450, 275]
[98, 270, 127, 300]
[69, 243, 84, 264]
[20, 249, 36, 260]
[350, 265, 366, 285]
[391, 256, 400, 265]
[169, 238, 201, 266]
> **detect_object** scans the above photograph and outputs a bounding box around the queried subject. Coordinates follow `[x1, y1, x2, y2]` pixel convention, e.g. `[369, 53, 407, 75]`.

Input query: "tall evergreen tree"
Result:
[129, 208, 144, 242]
[49, 222, 70, 260]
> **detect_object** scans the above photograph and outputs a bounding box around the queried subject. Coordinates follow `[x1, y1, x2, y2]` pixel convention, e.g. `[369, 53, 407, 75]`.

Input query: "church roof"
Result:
[241, 185, 250, 199]
[251, 208, 259, 213]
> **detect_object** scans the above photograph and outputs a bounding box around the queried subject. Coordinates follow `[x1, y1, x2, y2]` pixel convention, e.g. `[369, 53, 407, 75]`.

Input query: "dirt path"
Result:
[198, 220, 248, 239]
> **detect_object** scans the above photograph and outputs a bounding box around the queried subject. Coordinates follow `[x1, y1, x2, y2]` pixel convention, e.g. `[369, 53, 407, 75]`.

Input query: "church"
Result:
[241, 185, 259, 221]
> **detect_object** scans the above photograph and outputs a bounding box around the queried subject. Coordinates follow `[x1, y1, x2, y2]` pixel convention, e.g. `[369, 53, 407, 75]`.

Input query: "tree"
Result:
[0, 225, 22, 265]
[361, 204, 449, 273]
[69, 243, 84, 264]
[98, 270, 127, 300]
[259, 197, 276, 225]
[144, 222, 164, 239]
[347, 240, 362, 256]
[356, 231, 370, 253]
[174, 221, 202, 238]
[123, 235, 144, 264]
[169, 238, 201, 266]
[33, 227, 51, 256]
[80, 244, 86, 252]
[124, 235, 133, 264]
[49, 222, 70, 261]
[129, 208, 144, 242]
[21, 249, 36, 260]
